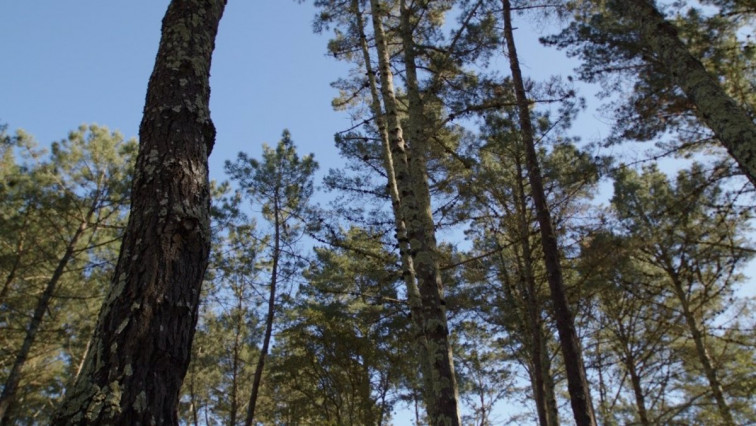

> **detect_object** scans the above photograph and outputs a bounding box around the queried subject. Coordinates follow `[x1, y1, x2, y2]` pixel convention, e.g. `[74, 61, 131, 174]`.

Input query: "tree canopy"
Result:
[1, 0, 754, 424]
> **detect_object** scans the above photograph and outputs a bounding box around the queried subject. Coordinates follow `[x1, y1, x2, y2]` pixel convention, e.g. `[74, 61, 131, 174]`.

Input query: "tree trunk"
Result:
[188, 358, 199, 426]
[608, 0, 756, 187]
[625, 353, 650, 426]
[0, 212, 92, 424]
[245, 197, 280, 426]
[501, 1, 597, 425]
[52, 1, 224, 423]
[368, 0, 461, 423]
[513, 155, 554, 426]
[541, 336, 560, 425]
[352, 0, 435, 413]
[398, 0, 461, 423]
[230, 289, 244, 426]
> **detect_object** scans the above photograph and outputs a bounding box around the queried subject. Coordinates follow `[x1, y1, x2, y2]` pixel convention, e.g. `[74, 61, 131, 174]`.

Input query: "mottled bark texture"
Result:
[399, 0, 462, 424]
[52, 1, 225, 424]
[501, 1, 597, 425]
[608, 0, 756, 187]
[352, 0, 434, 413]
[369, 0, 461, 423]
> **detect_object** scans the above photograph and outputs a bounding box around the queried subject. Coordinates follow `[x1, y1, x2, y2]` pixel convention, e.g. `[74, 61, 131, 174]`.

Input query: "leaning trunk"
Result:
[607, 0, 756, 187]
[501, 1, 597, 425]
[52, 0, 224, 423]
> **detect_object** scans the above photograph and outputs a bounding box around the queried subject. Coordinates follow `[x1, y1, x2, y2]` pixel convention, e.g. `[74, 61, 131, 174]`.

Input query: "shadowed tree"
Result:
[500, 1, 596, 424]
[53, 0, 226, 423]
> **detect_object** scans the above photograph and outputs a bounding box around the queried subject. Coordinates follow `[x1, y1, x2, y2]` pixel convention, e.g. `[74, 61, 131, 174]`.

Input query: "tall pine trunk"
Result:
[501, 1, 597, 425]
[399, 1, 461, 423]
[608, 0, 756, 187]
[229, 288, 245, 426]
[352, 0, 434, 413]
[513, 156, 558, 426]
[368, 0, 461, 422]
[52, 1, 225, 423]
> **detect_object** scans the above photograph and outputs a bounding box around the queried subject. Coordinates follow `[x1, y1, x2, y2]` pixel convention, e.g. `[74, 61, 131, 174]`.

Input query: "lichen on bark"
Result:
[52, 1, 226, 424]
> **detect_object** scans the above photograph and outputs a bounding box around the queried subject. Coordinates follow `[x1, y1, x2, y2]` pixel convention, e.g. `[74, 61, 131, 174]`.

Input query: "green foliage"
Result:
[0, 124, 135, 423]
[587, 163, 756, 423]
[261, 227, 407, 425]
[545, 1, 755, 152]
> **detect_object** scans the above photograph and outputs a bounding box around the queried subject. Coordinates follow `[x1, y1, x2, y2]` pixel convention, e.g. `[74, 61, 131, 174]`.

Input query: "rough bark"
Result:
[501, 1, 597, 425]
[52, 1, 225, 423]
[608, 0, 756, 187]
[399, 1, 461, 424]
[245, 196, 280, 426]
[0, 209, 93, 424]
[368, 0, 461, 423]
[352, 0, 434, 412]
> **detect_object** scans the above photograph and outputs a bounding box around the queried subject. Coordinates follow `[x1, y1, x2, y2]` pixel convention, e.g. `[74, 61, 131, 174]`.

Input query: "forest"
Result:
[0, 0, 755, 424]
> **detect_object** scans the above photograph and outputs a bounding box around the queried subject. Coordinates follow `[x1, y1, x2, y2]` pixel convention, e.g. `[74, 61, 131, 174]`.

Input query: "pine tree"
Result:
[501, 1, 596, 423]
[610, 163, 754, 424]
[224, 130, 317, 425]
[53, 1, 226, 423]
[546, 0, 756, 185]
[0, 125, 135, 424]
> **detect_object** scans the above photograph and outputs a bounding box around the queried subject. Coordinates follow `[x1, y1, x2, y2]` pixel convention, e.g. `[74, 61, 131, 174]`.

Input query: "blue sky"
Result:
[0, 1, 606, 182]
[0, 0, 351, 182]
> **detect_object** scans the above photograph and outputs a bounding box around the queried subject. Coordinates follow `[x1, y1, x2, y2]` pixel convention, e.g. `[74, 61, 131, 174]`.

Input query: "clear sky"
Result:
[0, 0, 351, 183]
[0, 1, 605, 182]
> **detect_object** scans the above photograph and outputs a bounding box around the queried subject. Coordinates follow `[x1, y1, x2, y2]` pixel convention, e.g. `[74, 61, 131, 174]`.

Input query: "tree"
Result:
[178, 182, 262, 425]
[224, 130, 317, 425]
[0, 125, 135, 424]
[605, 0, 756, 186]
[261, 227, 407, 425]
[500, 1, 596, 424]
[610, 163, 754, 424]
[312, 0, 464, 421]
[53, 0, 226, 423]
[546, 0, 756, 185]
[579, 231, 681, 425]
